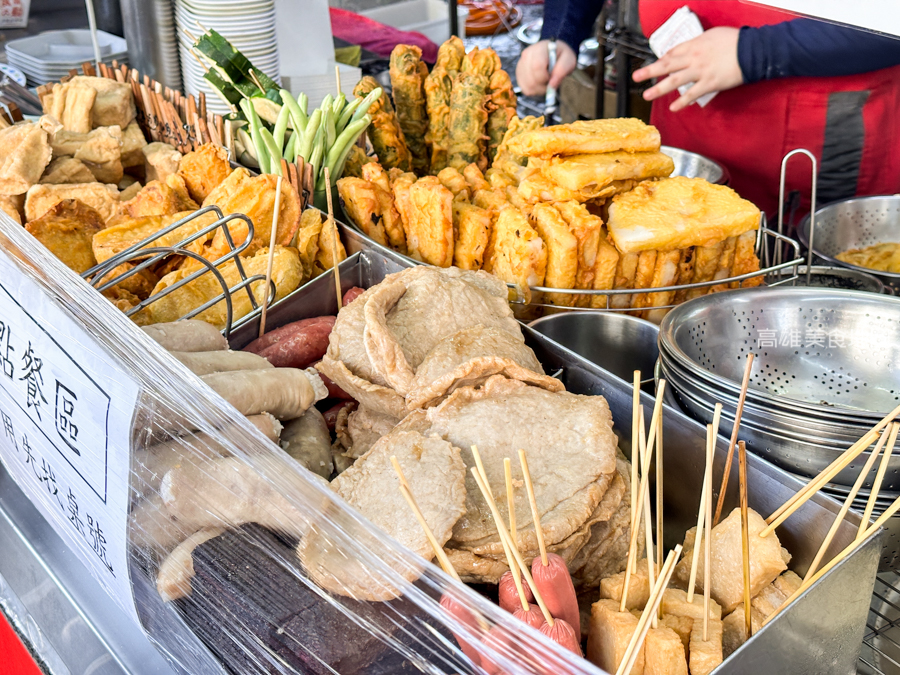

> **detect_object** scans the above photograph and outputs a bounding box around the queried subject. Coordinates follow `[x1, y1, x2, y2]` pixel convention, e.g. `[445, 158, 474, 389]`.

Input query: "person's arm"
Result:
[738, 19, 900, 83]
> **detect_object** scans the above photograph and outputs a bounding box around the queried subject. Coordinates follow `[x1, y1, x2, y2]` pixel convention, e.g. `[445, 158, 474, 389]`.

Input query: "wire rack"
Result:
[859, 572, 900, 674]
[81, 206, 275, 338]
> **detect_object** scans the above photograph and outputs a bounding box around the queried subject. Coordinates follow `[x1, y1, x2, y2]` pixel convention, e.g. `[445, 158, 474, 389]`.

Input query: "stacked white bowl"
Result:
[176, 0, 280, 115]
[5, 30, 128, 87]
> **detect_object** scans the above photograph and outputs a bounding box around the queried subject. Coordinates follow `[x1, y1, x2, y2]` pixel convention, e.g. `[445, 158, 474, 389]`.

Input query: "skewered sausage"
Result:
[440, 593, 487, 669]
[498, 569, 535, 614]
[540, 618, 582, 656]
[243, 316, 335, 368]
[532, 552, 580, 634]
[512, 603, 545, 630]
[142, 319, 227, 352]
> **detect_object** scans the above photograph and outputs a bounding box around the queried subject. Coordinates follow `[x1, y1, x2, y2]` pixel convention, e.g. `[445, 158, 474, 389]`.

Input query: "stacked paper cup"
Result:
[176, 0, 280, 115]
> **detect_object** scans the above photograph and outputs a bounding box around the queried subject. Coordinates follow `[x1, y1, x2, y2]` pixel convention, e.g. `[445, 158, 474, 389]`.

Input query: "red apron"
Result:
[640, 0, 900, 215]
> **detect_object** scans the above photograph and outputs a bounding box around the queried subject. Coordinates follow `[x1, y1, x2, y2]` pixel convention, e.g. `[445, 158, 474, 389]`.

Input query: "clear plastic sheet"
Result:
[0, 212, 603, 675]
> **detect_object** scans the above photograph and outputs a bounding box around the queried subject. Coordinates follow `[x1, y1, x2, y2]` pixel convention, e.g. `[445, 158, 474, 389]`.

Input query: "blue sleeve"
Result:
[540, 0, 604, 53]
[737, 19, 900, 83]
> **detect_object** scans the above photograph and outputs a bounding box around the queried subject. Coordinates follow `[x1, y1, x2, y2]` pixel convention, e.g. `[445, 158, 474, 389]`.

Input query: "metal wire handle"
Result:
[776, 148, 817, 284]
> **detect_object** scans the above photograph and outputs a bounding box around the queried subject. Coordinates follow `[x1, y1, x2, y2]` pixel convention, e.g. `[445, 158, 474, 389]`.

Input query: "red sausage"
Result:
[539, 619, 581, 657]
[244, 316, 335, 367]
[312, 360, 353, 399]
[532, 553, 580, 635]
[440, 594, 485, 669]
[342, 287, 365, 306]
[481, 625, 517, 675]
[512, 603, 545, 630]
[322, 401, 356, 429]
[498, 570, 535, 614]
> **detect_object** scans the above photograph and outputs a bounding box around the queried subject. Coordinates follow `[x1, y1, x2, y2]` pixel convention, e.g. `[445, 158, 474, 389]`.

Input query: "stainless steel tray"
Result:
[229, 246, 881, 675]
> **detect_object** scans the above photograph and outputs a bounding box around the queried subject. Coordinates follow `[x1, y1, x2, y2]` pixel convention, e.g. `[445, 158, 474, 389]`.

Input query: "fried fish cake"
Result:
[552, 201, 604, 307]
[25, 199, 104, 273]
[542, 151, 674, 192]
[337, 177, 388, 246]
[93, 210, 220, 264]
[25, 182, 119, 223]
[452, 202, 491, 271]
[178, 143, 232, 203]
[120, 174, 198, 219]
[488, 205, 547, 300]
[205, 169, 302, 258]
[531, 203, 578, 306]
[407, 177, 454, 267]
[507, 118, 661, 159]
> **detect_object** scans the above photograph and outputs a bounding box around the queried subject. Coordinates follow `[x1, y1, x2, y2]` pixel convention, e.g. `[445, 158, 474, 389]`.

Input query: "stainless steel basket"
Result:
[661, 145, 729, 185]
[798, 195, 900, 291]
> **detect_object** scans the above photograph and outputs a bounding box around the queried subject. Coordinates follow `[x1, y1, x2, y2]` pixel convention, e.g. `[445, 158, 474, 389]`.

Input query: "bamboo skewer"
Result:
[860, 423, 899, 539]
[687, 420, 716, 604]
[615, 545, 683, 675]
[470, 467, 554, 626]
[519, 449, 548, 567]
[638, 408, 657, 627]
[630, 371, 641, 573]
[714, 353, 755, 527]
[739, 440, 752, 639]
[656, 409, 664, 579]
[258, 175, 283, 337]
[803, 427, 890, 583]
[471, 446, 520, 590]
[501, 459, 529, 612]
[703, 422, 713, 641]
[764, 402, 900, 535]
[391, 456, 460, 580]
[323, 167, 343, 314]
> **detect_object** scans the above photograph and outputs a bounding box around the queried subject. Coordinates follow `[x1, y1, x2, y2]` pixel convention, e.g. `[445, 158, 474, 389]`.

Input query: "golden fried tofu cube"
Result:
[644, 626, 688, 675]
[674, 508, 788, 614]
[73, 125, 123, 184]
[143, 142, 182, 183]
[0, 195, 22, 224]
[178, 143, 232, 203]
[722, 604, 765, 657]
[773, 570, 802, 598]
[0, 121, 52, 195]
[47, 82, 96, 133]
[689, 617, 723, 675]
[453, 202, 491, 270]
[587, 599, 645, 675]
[406, 176, 454, 267]
[661, 614, 693, 655]
[40, 156, 95, 185]
[531, 202, 578, 306]
[120, 121, 148, 168]
[660, 589, 722, 622]
[25, 182, 119, 223]
[600, 560, 652, 611]
[69, 76, 135, 129]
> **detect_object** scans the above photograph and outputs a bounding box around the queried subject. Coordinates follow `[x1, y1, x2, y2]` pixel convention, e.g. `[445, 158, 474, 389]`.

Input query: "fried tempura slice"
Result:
[630, 250, 659, 314]
[25, 182, 119, 223]
[437, 167, 471, 201]
[507, 117, 661, 159]
[141, 246, 302, 328]
[354, 76, 410, 171]
[25, 199, 104, 273]
[313, 211, 347, 278]
[489, 206, 547, 301]
[542, 151, 674, 192]
[671, 247, 696, 304]
[729, 229, 763, 288]
[553, 201, 602, 305]
[463, 163, 490, 192]
[453, 202, 491, 270]
[486, 69, 517, 163]
[361, 162, 406, 252]
[531, 203, 578, 306]
[643, 249, 684, 323]
[341, 144, 375, 178]
[407, 176, 454, 267]
[391, 171, 417, 242]
[178, 143, 232, 203]
[611, 252, 639, 310]
[390, 45, 429, 176]
[684, 241, 725, 302]
[295, 208, 324, 279]
[40, 156, 95, 185]
[120, 175, 198, 218]
[205, 168, 302, 258]
[93, 210, 220, 264]
[337, 177, 388, 246]
[708, 236, 738, 294]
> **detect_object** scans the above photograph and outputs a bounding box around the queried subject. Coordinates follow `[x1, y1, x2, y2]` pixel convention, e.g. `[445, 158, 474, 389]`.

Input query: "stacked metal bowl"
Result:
[659, 286, 900, 566]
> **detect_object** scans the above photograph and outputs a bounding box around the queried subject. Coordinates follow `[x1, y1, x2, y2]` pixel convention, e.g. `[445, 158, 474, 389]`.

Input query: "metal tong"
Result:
[544, 38, 557, 124]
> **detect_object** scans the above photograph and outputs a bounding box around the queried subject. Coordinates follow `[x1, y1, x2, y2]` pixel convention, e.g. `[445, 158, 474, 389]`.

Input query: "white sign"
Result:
[0, 251, 140, 625]
[748, 0, 900, 38]
[649, 6, 717, 107]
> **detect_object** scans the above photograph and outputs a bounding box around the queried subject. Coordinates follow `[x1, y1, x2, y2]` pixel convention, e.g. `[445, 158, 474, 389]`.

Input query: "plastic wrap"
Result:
[0, 212, 604, 675]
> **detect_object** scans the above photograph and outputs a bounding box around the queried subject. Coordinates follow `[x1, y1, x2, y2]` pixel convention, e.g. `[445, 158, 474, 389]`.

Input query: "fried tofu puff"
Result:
[407, 177, 454, 267]
[25, 199, 104, 273]
[390, 45, 430, 176]
[178, 143, 232, 203]
[452, 202, 491, 270]
[353, 76, 410, 172]
[531, 203, 578, 306]
[120, 174, 198, 219]
[336, 177, 388, 246]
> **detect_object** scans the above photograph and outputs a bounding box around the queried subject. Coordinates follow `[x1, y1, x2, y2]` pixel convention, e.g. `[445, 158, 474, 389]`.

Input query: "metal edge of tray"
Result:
[0, 468, 187, 675]
[230, 241, 880, 675]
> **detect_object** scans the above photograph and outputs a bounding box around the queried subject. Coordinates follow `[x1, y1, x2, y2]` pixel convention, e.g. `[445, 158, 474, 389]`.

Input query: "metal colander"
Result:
[798, 195, 900, 291]
[659, 287, 900, 416]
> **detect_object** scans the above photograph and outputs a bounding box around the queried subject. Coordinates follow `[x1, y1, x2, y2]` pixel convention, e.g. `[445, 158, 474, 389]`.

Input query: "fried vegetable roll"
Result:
[487, 70, 517, 163]
[425, 37, 465, 173]
[353, 76, 410, 171]
[390, 45, 429, 176]
[448, 72, 489, 172]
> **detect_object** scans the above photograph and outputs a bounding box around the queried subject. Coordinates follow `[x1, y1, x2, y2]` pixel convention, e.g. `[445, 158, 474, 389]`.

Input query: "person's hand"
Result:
[516, 39, 577, 97]
[632, 27, 743, 111]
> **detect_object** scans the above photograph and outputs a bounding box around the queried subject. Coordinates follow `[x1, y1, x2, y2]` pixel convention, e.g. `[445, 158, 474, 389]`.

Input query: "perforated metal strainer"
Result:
[798, 195, 900, 291]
